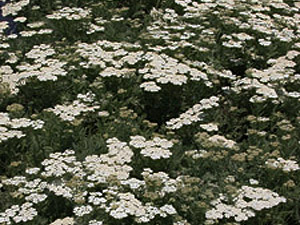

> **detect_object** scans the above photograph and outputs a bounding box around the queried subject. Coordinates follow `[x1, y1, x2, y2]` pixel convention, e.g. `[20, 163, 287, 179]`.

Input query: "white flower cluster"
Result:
[2, 153, 77, 214]
[0, 113, 44, 143]
[1, 136, 182, 224]
[19, 45, 67, 81]
[0, 21, 9, 34]
[200, 123, 218, 132]
[8, 118, 44, 130]
[73, 205, 93, 217]
[235, 52, 298, 101]
[19, 28, 53, 37]
[86, 17, 108, 34]
[145, 8, 182, 42]
[45, 92, 100, 122]
[129, 135, 173, 160]
[1, 45, 67, 93]
[249, 179, 259, 185]
[76, 40, 142, 70]
[1, 0, 30, 17]
[140, 81, 161, 92]
[206, 195, 255, 223]
[77, 37, 212, 93]
[1, 176, 27, 186]
[0, 42, 10, 48]
[25, 44, 56, 62]
[8, 137, 133, 190]
[285, 91, 300, 99]
[119, 169, 179, 200]
[141, 52, 188, 84]
[174, 0, 299, 42]
[185, 149, 208, 159]
[5, 52, 18, 64]
[173, 219, 190, 225]
[27, 21, 45, 29]
[264, 53, 297, 69]
[107, 192, 147, 219]
[120, 178, 146, 190]
[100, 67, 135, 78]
[41, 149, 81, 178]
[141, 168, 178, 197]
[265, 157, 300, 172]
[0, 65, 17, 93]
[84, 138, 134, 183]
[25, 193, 48, 204]
[223, 33, 254, 47]
[49, 217, 74, 225]
[86, 22, 105, 34]
[168, 0, 300, 102]
[0, 125, 24, 142]
[0, 202, 38, 225]
[88, 192, 107, 206]
[166, 96, 219, 129]
[2, 177, 48, 206]
[77, 40, 210, 93]
[102, 137, 135, 166]
[106, 192, 177, 223]
[143, 4, 216, 64]
[47, 183, 74, 200]
[206, 186, 286, 223]
[88, 220, 103, 225]
[208, 135, 237, 149]
[160, 204, 177, 216]
[46, 7, 91, 20]
[139, 52, 209, 92]
[231, 78, 275, 103]
[235, 186, 287, 211]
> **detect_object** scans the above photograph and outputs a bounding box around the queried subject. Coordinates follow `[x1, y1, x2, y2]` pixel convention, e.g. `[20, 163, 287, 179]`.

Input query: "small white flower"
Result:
[25, 168, 40, 175]
[249, 179, 259, 185]
[160, 205, 177, 215]
[73, 205, 93, 217]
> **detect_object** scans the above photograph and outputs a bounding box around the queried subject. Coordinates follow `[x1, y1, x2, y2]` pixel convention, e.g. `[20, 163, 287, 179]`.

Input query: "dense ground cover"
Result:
[0, 0, 300, 224]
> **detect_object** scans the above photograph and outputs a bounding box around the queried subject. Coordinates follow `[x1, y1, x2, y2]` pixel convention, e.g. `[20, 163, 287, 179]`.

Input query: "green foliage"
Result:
[0, 0, 300, 224]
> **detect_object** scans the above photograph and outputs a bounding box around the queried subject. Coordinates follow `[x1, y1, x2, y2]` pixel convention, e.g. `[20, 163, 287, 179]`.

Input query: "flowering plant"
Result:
[0, 0, 300, 224]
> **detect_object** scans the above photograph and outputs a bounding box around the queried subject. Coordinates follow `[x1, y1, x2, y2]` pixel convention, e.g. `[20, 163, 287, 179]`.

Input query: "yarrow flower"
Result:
[140, 81, 161, 92]
[129, 136, 173, 159]
[206, 186, 286, 223]
[45, 92, 100, 122]
[166, 96, 219, 130]
[265, 158, 300, 172]
[49, 217, 75, 225]
[73, 205, 93, 217]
